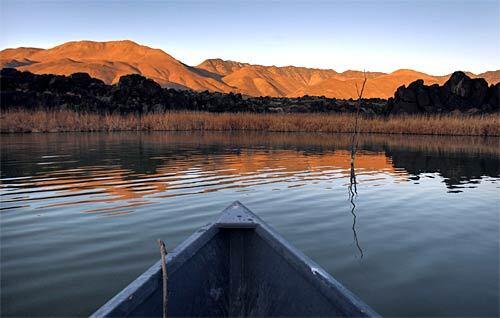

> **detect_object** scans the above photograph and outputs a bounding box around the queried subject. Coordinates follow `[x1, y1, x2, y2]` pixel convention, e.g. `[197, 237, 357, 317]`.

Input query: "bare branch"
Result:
[357, 70, 367, 99]
[350, 70, 367, 161]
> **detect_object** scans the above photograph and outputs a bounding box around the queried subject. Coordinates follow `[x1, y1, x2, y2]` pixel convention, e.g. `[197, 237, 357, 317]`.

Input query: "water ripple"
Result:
[1, 132, 499, 317]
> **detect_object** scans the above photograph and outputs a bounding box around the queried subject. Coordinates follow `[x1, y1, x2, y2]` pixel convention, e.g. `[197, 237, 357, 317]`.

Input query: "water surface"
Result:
[1, 132, 499, 317]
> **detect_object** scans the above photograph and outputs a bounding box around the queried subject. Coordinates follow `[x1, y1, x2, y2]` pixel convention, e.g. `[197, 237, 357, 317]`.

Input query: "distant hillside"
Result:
[0, 40, 234, 92]
[1, 40, 498, 99]
[196, 60, 499, 98]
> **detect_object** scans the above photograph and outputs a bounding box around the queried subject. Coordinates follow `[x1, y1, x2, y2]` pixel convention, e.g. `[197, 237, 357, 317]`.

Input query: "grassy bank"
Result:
[1, 109, 499, 136]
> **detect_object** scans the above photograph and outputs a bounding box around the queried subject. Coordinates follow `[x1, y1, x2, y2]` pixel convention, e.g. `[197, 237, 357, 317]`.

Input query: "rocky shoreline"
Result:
[1, 68, 498, 115]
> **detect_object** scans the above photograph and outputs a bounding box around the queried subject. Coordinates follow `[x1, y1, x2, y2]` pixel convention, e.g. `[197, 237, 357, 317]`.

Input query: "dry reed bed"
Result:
[1, 110, 499, 136]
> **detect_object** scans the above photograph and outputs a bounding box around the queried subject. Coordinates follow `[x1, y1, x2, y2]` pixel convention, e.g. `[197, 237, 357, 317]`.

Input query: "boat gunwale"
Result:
[90, 222, 220, 318]
[91, 201, 380, 317]
[224, 201, 380, 317]
[253, 218, 379, 317]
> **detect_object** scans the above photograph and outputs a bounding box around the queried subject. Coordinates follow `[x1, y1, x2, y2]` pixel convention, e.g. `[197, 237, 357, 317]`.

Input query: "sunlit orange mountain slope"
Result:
[0, 40, 234, 91]
[1, 40, 498, 98]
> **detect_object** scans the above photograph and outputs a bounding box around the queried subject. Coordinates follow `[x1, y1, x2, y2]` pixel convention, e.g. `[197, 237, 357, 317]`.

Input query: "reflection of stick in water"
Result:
[348, 71, 367, 259]
[348, 167, 363, 258]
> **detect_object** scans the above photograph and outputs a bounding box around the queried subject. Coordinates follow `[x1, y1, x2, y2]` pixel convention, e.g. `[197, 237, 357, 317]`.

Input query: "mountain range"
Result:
[1, 40, 498, 99]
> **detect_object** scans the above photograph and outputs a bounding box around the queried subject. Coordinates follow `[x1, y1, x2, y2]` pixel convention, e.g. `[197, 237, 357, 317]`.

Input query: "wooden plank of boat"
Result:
[91, 201, 380, 317]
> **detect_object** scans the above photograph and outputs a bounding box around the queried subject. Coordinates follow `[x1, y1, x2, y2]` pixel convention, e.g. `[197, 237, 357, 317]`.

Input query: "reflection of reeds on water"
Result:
[2, 110, 499, 136]
[3, 128, 499, 156]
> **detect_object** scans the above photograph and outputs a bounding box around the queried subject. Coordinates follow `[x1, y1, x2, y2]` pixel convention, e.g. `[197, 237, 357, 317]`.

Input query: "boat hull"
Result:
[91, 201, 380, 317]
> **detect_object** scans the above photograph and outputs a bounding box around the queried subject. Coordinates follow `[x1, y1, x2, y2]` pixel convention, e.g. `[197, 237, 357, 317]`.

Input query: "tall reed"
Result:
[1, 109, 499, 136]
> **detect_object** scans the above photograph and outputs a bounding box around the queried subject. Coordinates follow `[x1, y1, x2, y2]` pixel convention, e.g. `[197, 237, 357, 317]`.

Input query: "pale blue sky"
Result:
[0, 0, 498, 74]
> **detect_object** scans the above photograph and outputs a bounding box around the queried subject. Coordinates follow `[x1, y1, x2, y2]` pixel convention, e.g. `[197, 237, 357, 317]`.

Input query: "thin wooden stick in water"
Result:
[348, 71, 367, 259]
[351, 71, 367, 163]
[157, 240, 168, 318]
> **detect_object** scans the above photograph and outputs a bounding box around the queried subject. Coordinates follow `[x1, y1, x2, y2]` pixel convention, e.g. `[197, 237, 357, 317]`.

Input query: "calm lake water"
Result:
[1, 132, 499, 317]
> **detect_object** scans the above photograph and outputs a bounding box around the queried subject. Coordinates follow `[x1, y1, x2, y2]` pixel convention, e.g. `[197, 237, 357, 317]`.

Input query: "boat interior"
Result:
[92, 202, 377, 317]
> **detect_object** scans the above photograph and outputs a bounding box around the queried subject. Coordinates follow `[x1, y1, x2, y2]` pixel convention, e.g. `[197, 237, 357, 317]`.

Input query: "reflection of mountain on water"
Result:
[2, 132, 498, 198]
[1, 150, 398, 205]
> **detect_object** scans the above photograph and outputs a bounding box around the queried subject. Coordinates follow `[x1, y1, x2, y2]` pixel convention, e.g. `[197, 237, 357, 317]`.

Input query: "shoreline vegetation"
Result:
[2, 110, 498, 136]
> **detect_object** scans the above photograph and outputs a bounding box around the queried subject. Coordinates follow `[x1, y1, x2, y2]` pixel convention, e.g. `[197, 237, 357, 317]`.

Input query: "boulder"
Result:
[486, 83, 499, 110]
[444, 71, 470, 97]
[442, 71, 489, 109]
[116, 74, 163, 95]
[396, 85, 417, 103]
[70, 72, 105, 88]
[388, 71, 498, 115]
[391, 85, 419, 114]
[428, 84, 443, 110]
[469, 78, 488, 107]
[391, 100, 420, 114]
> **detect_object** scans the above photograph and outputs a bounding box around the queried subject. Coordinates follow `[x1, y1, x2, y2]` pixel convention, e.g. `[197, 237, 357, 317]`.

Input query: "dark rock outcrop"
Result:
[2, 68, 497, 115]
[0, 68, 386, 114]
[110, 74, 165, 113]
[388, 71, 499, 114]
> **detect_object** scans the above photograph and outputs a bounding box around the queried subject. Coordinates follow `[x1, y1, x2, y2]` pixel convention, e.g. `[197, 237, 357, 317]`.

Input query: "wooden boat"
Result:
[91, 201, 380, 317]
